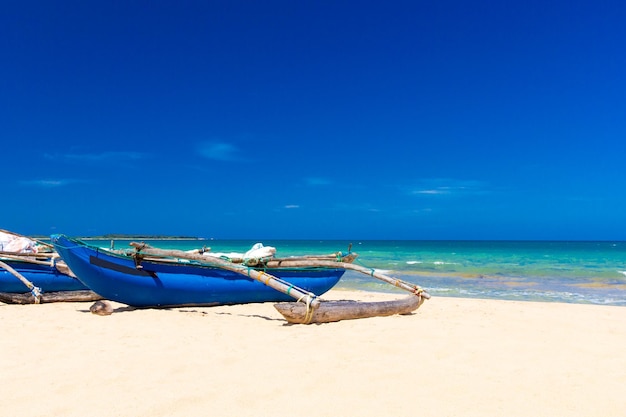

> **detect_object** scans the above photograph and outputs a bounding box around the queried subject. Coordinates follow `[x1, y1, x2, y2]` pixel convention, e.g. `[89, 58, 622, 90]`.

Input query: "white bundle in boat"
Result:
[201, 242, 276, 263]
[0, 232, 38, 253]
[244, 243, 276, 260]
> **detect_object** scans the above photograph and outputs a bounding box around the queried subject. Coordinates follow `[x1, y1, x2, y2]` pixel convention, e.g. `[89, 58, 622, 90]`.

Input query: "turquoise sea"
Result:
[89, 239, 626, 306]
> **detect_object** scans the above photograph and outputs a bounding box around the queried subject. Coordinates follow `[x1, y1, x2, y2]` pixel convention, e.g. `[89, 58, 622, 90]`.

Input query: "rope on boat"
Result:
[297, 293, 316, 324]
[258, 271, 272, 286]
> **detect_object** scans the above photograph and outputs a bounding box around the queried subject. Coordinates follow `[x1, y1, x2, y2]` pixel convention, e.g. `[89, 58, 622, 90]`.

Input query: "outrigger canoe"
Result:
[0, 229, 100, 304]
[52, 234, 430, 323]
[52, 234, 350, 307]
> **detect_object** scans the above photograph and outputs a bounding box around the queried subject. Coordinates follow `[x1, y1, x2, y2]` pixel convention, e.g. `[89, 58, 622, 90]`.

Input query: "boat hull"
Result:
[51, 235, 345, 307]
[0, 259, 88, 293]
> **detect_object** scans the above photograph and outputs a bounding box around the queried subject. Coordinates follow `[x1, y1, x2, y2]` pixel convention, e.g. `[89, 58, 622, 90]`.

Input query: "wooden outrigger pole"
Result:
[0, 259, 43, 303]
[266, 258, 429, 295]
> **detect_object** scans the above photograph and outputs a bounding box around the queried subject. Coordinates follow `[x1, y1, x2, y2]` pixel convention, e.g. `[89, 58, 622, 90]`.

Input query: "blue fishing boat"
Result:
[52, 234, 350, 307]
[0, 257, 88, 293]
[0, 229, 97, 304]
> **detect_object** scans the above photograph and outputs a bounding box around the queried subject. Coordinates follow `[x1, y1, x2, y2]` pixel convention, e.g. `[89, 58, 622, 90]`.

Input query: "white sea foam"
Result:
[618, 271, 626, 277]
[406, 260, 458, 266]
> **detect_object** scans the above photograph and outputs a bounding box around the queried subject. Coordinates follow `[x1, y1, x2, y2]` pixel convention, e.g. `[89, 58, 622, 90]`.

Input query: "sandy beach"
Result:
[2, 290, 625, 417]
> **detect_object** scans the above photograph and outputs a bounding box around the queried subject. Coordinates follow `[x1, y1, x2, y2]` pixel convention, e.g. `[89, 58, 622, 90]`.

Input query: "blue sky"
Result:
[2, 0, 625, 240]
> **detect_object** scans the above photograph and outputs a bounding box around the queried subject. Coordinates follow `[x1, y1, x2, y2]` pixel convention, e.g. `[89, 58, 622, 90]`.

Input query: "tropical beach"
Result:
[2, 235, 626, 415]
[2, 290, 625, 417]
[3, 1, 626, 416]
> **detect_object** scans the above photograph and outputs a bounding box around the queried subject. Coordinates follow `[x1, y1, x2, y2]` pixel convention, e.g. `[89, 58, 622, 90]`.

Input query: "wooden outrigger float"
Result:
[52, 235, 430, 324]
[0, 288, 102, 305]
[275, 293, 426, 324]
[273, 261, 429, 324]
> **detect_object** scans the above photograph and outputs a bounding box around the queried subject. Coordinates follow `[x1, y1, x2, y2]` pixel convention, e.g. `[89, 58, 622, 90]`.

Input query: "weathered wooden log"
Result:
[274, 294, 425, 324]
[0, 290, 102, 305]
[129, 243, 320, 308]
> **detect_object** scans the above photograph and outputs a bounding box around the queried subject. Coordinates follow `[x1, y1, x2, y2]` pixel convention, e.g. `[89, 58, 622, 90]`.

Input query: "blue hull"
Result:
[52, 235, 345, 307]
[0, 259, 88, 293]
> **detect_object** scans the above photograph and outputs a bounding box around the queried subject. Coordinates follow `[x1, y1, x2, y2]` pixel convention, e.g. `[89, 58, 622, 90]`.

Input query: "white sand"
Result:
[2, 290, 625, 417]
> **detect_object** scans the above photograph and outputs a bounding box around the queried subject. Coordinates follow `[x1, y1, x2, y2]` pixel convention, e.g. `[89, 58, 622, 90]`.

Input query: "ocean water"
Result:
[89, 239, 626, 306]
